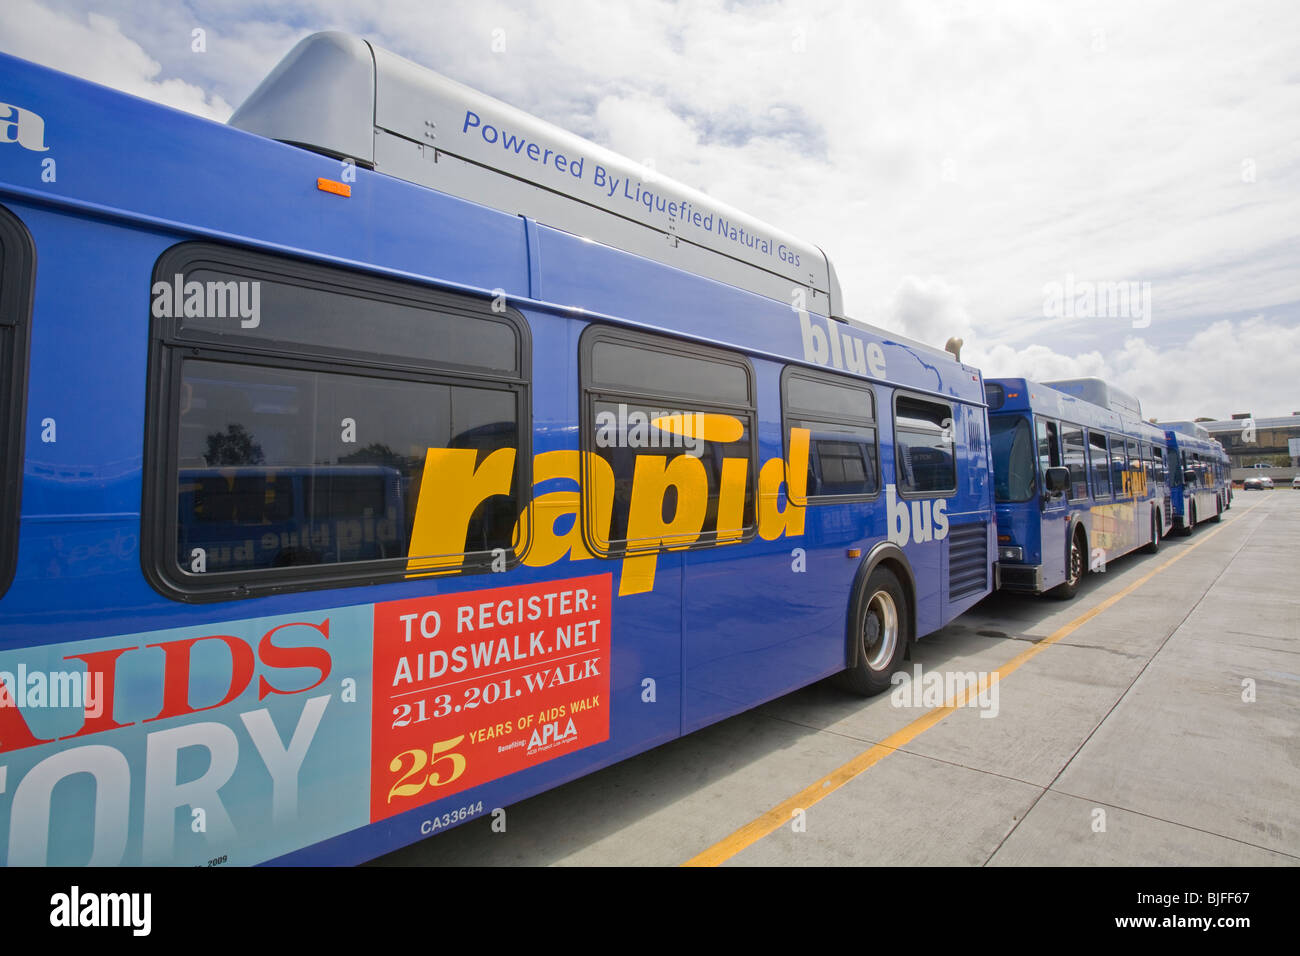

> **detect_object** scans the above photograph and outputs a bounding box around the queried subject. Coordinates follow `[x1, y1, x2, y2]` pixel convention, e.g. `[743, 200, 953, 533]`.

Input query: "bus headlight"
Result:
[999, 546, 1023, 562]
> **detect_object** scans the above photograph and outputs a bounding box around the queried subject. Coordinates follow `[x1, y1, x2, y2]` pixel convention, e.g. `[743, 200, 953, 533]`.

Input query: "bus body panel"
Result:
[0, 47, 995, 866]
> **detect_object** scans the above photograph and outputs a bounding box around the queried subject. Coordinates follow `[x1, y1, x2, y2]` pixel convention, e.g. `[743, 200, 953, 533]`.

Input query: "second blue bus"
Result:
[987, 377, 1173, 598]
[1157, 421, 1232, 534]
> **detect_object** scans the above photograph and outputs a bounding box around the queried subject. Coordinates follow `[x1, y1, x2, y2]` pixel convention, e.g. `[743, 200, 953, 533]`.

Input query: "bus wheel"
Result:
[1048, 529, 1085, 600]
[837, 566, 910, 697]
[1212, 497, 1222, 522]
[1143, 511, 1161, 554]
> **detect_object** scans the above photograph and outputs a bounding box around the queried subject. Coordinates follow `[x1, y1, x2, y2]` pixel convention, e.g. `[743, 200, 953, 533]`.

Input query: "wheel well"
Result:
[1071, 521, 1088, 553]
[877, 556, 915, 643]
[845, 550, 916, 669]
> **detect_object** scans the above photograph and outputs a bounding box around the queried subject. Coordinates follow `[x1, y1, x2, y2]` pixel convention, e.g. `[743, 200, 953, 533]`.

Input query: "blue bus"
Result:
[1157, 422, 1231, 533]
[0, 33, 995, 866]
[986, 377, 1172, 598]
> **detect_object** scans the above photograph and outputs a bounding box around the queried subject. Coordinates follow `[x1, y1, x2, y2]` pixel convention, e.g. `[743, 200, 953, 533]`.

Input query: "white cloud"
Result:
[3, 0, 1296, 419]
[0, 3, 234, 120]
[963, 316, 1300, 421]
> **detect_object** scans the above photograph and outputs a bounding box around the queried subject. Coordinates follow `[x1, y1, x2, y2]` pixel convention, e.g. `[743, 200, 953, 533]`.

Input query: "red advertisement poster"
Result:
[369, 573, 612, 822]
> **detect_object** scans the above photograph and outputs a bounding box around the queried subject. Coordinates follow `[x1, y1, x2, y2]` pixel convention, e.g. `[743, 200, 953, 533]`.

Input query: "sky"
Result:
[2, 0, 1297, 420]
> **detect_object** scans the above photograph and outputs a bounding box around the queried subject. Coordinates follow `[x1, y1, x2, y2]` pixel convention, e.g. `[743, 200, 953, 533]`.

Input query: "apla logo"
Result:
[527, 717, 577, 753]
[0, 102, 49, 152]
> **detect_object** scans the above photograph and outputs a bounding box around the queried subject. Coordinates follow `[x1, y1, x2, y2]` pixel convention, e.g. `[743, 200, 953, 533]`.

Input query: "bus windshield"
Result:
[991, 415, 1036, 502]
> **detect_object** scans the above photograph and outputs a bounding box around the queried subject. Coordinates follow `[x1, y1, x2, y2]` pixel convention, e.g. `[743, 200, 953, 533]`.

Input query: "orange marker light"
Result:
[847, 548, 861, 558]
[316, 177, 351, 197]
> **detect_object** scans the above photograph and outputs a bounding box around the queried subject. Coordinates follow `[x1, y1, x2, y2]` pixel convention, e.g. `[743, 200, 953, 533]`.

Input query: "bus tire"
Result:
[837, 566, 910, 697]
[1143, 511, 1161, 554]
[1212, 497, 1222, 522]
[1048, 528, 1086, 600]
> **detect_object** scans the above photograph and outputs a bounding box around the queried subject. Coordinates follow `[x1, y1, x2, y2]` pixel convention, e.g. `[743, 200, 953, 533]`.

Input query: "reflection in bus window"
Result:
[784, 370, 878, 499]
[1089, 431, 1112, 498]
[1062, 425, 1088, 500]
[991, 416, 1035, 502]
[176, 360, 518, 572]
[896, 396, 955, 494]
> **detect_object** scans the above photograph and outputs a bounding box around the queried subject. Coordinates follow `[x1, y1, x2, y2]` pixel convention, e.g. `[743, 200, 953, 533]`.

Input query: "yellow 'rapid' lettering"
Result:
[619, 455, 709, 597]
[758, 428, 810, 540]
[515, 450, 614, 566]
[715, 457, 749, 543]
[406, 447, 516, 574]
[405, 425, 810, 594]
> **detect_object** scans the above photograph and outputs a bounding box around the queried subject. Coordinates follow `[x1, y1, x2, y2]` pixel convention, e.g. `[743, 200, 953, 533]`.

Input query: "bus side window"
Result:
[1062, 425, 1088, 500]
[894, 395, 956, 495]
[1123, 437, 1139, 497]
[0, 204, 35, 598]
[146, 242, 531, 600]
[1108, 434, 1128, 499]
[1036, 418, 1060, 492]
[1089, 430, 1112, 498]
[782, 368, 878, 501]
[580, 327, 757, 555]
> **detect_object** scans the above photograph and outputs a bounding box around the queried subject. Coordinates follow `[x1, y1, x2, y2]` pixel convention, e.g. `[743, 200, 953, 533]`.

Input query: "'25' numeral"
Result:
[388, 736, 467, 803]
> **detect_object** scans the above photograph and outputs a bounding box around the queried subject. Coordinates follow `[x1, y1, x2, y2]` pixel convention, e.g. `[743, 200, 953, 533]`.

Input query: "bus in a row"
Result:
[0, 33, 997, 866]
[1157, 421, 1233, 533]
[985, 377, 1173, 598]
[0, 32, 1236, 866]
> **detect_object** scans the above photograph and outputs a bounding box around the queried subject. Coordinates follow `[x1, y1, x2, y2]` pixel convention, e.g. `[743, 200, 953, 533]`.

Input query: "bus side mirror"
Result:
[1183, 470, 1197, 485]
[1044, 467, 1069, 496]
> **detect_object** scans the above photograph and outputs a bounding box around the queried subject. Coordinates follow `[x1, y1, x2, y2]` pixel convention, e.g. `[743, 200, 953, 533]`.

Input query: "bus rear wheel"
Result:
[1048, 529, 1085, 600]
[1212, 496, 1223, 522]
[1144, 511, 1161, 554]
[837, 566, 910, 697]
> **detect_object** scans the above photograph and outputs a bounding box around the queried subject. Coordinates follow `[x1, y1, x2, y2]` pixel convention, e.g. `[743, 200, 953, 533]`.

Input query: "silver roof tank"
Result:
[1043, 377, 1143, 419]
[1158, 420, 1213, 441]
[230, 32, 843, 318]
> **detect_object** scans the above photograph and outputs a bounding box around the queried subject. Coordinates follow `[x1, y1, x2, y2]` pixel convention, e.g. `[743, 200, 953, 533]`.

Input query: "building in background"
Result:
[1203, 413, 1300, 483]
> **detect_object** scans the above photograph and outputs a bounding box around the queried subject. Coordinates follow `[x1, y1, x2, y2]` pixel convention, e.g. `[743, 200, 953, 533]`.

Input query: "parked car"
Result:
[1244, 476, 1275, 490]
[1292, 476, 1300, 489]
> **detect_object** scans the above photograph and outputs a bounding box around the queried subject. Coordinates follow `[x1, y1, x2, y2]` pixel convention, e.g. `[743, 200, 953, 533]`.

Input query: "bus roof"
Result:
[1159, 423, 1228, 458]
[986, 377, 1165, 442]
[229, 32, 844, 320]
[1158, 420, 1211, 441]
[1041, 377, 1142, 419]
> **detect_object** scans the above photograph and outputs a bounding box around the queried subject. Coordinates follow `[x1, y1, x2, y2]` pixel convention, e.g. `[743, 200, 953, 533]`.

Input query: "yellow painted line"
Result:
[682, 504, 1259, 867]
